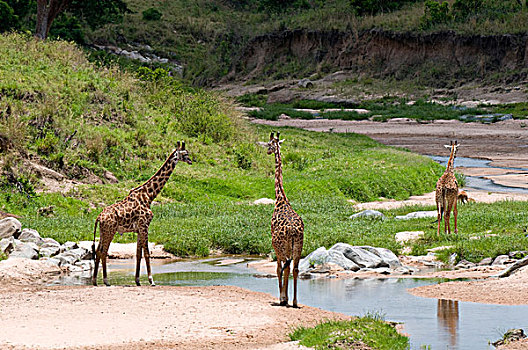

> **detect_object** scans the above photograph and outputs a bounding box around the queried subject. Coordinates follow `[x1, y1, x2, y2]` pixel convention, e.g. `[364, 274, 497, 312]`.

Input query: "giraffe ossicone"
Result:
[91, 142, 191, 286]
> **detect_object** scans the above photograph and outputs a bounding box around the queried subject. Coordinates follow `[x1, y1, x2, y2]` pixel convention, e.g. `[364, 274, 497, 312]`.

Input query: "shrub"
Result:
[421, 1, 452, 29]
[0, 1, 17, 32]
[142, 7, 162, 21]
[351, 0, 419, 16]
[451, 0, 483, 20]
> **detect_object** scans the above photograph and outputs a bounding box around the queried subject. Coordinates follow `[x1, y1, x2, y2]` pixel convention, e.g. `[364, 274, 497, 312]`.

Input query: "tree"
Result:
[34, 0, 128, 40]
[35, 0, 72, 39]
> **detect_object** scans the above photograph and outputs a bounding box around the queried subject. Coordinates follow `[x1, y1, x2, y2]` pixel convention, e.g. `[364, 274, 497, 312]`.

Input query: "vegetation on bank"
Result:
[3, 0, 527, 85]
[290, 315, 409, 350]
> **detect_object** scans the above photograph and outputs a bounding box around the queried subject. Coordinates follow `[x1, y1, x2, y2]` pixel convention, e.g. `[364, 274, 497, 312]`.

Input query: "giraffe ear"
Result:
[276, 132, 280, 140]
[182, 141, 186, 150]
[176, 141, 181, 150]
[278, 139, 285, 145]
[270, 132, 274, 141]
[444, 145, 451, 149]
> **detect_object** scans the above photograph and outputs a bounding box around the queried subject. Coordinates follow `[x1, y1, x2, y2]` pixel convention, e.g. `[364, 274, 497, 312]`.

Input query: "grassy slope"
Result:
[1, 33, 527, 262]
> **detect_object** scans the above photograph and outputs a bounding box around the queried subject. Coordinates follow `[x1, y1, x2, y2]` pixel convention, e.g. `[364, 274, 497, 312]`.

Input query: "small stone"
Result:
[395, 231, 424, 244]
[252, 198, 274, 205]
[0, 237, 15, 254]
[395, 211, 437, 220]
[61, 241, 78, 252]
[349, 210, 385, 219]
[39, 246, 60, 257]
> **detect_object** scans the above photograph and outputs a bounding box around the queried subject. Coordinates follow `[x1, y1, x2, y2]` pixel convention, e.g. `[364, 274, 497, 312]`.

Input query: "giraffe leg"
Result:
[292, 258, 300, 308]
[101, 250, 110, 287]
[276, 260, 283, 304]
[453, 201, 458, 234]
[100, 236, 112, 286]
[281, 264, 290, 306]
[437, 206, 442, 237]
[143, 241, 155, 286]
[446, 200, 454, 235]
[135, 239, 143, 286]
[92, 243, 101, 286]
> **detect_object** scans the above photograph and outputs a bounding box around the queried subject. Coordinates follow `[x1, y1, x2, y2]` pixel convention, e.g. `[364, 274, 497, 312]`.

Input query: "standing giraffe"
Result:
[92, 142, 192, 286]
[267, 132, 304, 307]
[435, 140, 459, 236]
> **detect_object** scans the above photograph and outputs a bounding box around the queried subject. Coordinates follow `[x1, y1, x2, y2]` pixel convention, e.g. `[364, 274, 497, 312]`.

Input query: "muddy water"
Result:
[429, 155, 528, 193]
[57, 258, 528, 350]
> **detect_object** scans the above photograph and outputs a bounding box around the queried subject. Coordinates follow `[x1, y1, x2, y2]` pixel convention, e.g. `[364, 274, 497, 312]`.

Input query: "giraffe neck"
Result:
[445, 147, 456, 173]
[134, 151, 177, 203]
[274, 149, 288, 205]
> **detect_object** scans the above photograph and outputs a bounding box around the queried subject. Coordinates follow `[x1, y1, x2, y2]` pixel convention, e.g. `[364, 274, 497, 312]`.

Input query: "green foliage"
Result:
[142, 7, 162, 21]
[0, 1, 18, 32]
[351, 0, 418, 16]
[421, 0, 452, 29]
[49, 13, 85, 43]
[452, 0, 484, 20]
[235, 93, 268, 108]
[290, 316, 409, 350]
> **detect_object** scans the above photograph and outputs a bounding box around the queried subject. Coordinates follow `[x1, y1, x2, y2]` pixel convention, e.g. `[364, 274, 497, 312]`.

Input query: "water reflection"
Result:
[437, 299, 459, 348]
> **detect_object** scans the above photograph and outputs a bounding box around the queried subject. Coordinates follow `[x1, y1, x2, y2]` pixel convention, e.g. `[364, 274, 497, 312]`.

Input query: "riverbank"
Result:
[0, 283, 347, 350]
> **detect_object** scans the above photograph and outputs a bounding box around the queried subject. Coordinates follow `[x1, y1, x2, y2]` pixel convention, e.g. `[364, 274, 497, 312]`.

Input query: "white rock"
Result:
[0, 217, 22, 239]
[395, 211, 437, 220]
[253, 198, 275, 205]
[395, 231, 425, 244]
[349, 210, 385, 219]
[19, 228, 44, 245]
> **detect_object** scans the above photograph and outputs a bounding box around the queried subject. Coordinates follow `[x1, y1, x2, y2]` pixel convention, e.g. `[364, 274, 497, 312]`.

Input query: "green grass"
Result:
[290, 315, 409, 350]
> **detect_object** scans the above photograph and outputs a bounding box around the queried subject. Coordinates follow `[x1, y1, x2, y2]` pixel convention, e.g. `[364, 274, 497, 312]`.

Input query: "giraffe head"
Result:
[267, 132, 284, 155]
[171, 141, 192, 165]
[444, 140, 459, 158]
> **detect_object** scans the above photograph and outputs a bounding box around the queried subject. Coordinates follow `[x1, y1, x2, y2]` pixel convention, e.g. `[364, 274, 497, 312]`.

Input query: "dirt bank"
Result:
[409, 266, 528, 305]
[0, 284, 346, 350]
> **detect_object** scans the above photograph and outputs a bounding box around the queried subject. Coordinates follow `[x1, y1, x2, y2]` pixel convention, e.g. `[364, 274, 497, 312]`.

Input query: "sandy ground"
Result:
[0, 283, 346, 350]
[352, 189, 528, 210]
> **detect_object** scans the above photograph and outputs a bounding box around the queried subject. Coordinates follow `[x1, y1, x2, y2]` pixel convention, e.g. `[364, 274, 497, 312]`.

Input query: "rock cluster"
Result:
[299, 243, 413, 278]
[0, 218, 93, 275]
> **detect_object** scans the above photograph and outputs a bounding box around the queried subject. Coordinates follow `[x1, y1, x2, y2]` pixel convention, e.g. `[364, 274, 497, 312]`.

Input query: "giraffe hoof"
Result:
[135, 279, 141, 286]
[104, 280, 110, 287]
[279, 300, 288, 306]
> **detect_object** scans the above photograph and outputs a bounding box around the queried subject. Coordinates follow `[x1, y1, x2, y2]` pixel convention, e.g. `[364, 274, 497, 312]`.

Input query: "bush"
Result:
[142, 7, 162, 21]
[351, 0, 419, 16]
[0, 1, 17, 32]
[421, 0, 452, 29]
[452, 0, 483, 20]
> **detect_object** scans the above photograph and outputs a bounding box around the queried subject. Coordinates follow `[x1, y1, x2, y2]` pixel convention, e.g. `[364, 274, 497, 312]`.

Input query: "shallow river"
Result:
[56, 258, 528, 350]
[429, 155, 528, 194]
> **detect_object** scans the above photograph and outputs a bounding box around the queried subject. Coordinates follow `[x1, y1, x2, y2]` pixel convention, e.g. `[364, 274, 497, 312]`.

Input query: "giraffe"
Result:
[91, 142, 192, 286]
[435, 140, 459, 236]
[267, 132, 304, 307]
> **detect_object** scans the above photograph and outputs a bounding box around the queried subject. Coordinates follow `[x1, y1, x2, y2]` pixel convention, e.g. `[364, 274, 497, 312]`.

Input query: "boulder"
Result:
[55, 253, 78, 266]
[455, 259, 476, 269]
[0, 217, 22, 239]
[41, 238, 60, 249]
[395, 231, 424, 244]
[478, 257, 493, 266]
[66, 247, 91, 260]
[75, 260, 94, 271]
[39, 246, 60, 258]
[327, 249, 361, 271]
[299, 247, 329, 271]
[349, 210, 385, 219]
[298, 78, 314, 89]
[0, 237, 15, 254]
[395, 211, 437, 220]
[492, 255, 512, 265]
[18, 228, 45, 245]
[330, 243, 387, 268]
[9, 243, 38, 259]
[61, 241, 78, 252]
[360, 246, 401, 268]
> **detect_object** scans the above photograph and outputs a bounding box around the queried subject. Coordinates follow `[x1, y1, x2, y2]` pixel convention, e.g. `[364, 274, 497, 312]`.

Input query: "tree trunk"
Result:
[35, 0, 73, 40]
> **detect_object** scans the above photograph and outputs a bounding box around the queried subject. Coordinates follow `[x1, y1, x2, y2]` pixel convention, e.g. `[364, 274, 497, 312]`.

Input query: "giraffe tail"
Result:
[92, 217, 99, 261]
[280, 236, 295, 276]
